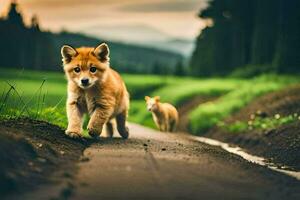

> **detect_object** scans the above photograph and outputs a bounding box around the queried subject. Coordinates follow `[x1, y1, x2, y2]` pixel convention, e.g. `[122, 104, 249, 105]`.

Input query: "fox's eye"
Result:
[74, 67, 80, 73]
[90, 66, 97, 73]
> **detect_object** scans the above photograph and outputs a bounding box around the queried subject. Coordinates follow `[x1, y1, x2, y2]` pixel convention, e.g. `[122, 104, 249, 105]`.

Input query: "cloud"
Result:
[21, 0, 128, 8]
[82, 23, 171, 43]
[119, 0, 208, 13]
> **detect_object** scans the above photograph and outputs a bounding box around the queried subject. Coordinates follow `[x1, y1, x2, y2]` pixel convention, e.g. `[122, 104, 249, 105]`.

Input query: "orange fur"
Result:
[145, 96, 179, 132]
[61, 43, 129, 139]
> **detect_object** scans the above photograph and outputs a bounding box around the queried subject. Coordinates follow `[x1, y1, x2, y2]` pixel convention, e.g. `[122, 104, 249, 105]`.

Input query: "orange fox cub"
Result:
[145, 96, 178, 132]
[61, 43, 130, 139]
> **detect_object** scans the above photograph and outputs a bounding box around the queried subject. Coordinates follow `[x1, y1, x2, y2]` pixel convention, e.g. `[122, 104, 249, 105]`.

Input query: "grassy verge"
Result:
[1, 68, 299, 135]
[151, 78, 242, 105]
[221, 114, 299, 133]
[189, 75, 300, 134]
[129, 78, 243, 128]
[0, 69, 174, 129]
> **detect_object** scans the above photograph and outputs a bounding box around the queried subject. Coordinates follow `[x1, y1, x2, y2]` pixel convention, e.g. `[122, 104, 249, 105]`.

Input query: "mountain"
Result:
[51, 31, 183, 74]
[83, 24, 195, 57]
[85, 24, 171, 44]
[144, 38, 195, 57]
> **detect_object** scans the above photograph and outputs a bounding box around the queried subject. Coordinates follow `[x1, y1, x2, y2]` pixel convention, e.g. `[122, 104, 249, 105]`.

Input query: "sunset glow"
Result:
[0, 0, 208, 43]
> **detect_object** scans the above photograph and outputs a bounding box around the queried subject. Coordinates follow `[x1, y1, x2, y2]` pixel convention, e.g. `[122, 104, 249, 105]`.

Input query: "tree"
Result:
[152, 62, 163, 75]
[190, 0, 254, 76]
[30, 15, 40, 31]
[190, 0, 300, 76]
[6, 1, 24, 27]
[250, 0, 279, 66]
[273, 0, 300, 73]
[174, 60, 185, 76]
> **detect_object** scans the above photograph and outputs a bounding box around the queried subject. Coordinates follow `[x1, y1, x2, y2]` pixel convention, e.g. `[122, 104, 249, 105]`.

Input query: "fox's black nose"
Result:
[81, 78, 89, 85]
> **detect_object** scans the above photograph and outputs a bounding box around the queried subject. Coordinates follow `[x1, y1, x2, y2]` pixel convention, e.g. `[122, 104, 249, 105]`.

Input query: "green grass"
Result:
[220, 113, 299, 133]
[189, 74, 300, 133]
[122, 74, 171, 99]
[128, 100, 155, 128]
[0, 68, 175, 129]
[129, 78, 244, 129]
[122, 74, 300, 132]
[1, 68, 299, 135]
[151, 78, 242, 105]
[0, 80, 67, 127]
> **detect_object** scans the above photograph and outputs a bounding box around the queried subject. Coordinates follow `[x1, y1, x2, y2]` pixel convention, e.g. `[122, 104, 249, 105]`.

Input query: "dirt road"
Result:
[15, 123, 300, 200]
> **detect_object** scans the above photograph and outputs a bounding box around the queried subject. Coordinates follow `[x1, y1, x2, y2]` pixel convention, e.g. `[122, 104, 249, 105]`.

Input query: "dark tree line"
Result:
[0, 2, 183, 74]
[0, 2, 56, 70]
[190, 0, 300, 76]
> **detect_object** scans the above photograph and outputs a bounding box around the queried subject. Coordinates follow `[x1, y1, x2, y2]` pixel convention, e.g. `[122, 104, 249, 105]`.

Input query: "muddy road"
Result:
[13, 123, 300, 200]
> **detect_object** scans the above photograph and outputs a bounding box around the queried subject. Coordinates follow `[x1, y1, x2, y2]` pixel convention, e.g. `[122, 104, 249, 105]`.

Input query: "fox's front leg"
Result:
[158, 122, 166, 132]
[164, 121, 169, 132]
[163, 122, 169, 132]
[66, 102, 83, 138]
[116, 110, 129, 139]
[87, 108, 111, 138]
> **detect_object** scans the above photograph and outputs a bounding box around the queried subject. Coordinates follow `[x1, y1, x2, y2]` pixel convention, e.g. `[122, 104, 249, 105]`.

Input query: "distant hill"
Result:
[144, 38, 195, 57]
[50, 31, 183, 74]
[0, 2, 183, 74]
[86, 24, 195, 57]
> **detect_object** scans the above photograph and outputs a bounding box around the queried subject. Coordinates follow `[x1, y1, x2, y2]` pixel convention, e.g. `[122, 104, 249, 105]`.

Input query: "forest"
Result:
[190, 0, 300, 77]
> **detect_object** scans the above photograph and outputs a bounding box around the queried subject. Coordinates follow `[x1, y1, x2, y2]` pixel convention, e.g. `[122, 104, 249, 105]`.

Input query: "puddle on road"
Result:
[191, 136, 300, 181]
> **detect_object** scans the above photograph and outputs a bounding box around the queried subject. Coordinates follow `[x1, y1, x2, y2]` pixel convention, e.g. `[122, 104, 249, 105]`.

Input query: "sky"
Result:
[0, 0, 209, 48]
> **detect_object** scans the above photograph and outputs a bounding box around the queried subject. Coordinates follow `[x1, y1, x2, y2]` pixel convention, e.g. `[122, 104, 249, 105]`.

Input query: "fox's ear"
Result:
[145, 96, 150, 101]
[61, 45, 77, 64]
[94, 43, 110, 62]
[154, 96, 160, 102]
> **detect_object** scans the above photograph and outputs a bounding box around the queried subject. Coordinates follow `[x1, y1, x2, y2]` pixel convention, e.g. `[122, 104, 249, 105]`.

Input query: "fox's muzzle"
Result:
[81, 78, 89, 86]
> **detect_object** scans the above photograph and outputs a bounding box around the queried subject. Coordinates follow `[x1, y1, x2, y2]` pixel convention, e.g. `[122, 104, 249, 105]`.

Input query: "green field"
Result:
[1, 68, 299, 134]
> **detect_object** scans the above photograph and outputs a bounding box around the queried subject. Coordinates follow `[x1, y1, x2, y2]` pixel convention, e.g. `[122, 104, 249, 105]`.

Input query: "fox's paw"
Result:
[119, 127, 129, 139]
[88, 128, 101, 139]
[65, 130, 82, 138]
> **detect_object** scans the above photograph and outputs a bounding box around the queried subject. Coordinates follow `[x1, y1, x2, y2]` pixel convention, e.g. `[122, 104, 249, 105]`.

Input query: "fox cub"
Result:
[61, 43, 130, 139]
[145, 96, 178, 132]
